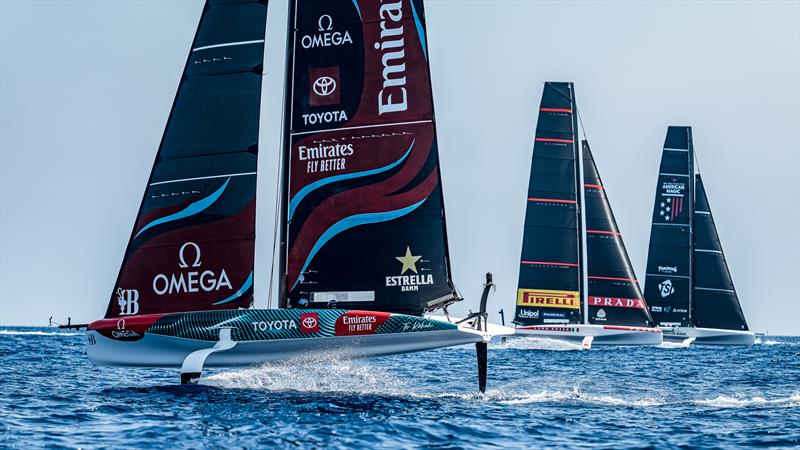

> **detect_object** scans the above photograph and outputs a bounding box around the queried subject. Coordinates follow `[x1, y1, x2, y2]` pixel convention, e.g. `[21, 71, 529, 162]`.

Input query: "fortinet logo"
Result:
[375, 2, 408, 115]
[658, 266, 678, 274]
[152, 242, 232, 296]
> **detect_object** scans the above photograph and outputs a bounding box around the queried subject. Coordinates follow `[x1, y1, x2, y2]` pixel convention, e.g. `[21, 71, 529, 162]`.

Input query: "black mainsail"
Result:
[280, 0, 459, 316]
[514, 82, 652, 328]
[690, 175, 748, 330]
[644, 126, 748, 331]
[643, 126, 694, 326]
[582, 142, 652, 327]
[514, 82, 583, 326]
[105, 0, 267, 318]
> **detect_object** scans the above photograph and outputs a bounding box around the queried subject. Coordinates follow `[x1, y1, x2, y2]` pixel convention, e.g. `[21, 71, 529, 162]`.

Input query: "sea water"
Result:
[0, 328, 798, 449]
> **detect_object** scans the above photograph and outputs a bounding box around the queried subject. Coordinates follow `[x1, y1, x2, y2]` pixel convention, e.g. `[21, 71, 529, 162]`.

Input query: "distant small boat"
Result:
[80, 0, 510, 388]
[512, 82, 662, 347]
[643, 126, 754, 345]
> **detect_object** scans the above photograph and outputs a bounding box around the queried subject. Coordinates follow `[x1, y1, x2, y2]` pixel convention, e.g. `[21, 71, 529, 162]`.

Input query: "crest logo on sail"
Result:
[658, 279, 675, 298]
[116, 288, 139, 316]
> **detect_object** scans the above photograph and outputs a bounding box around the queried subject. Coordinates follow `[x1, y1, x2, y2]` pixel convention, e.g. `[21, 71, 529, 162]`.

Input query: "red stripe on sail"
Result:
[535, 138, 574, 144]
[588, 275, 639, 282]
[584, 184, 604, 189]
[528, 197, 577, 204]
[521, 260, 579, 267]
[540, 108, 573, 113]
[586, 230, 621, 235]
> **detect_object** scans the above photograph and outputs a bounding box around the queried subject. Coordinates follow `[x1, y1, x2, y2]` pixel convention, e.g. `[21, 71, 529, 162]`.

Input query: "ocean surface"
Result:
[0, 328, 798, 449]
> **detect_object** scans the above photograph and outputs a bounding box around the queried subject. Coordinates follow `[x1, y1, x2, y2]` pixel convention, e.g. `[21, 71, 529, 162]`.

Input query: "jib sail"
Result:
[105, 0, 267, 318]
[582, 142, 652, 327]
[643, 126, 695, 327]
[691, 175, 748, 330]
[514, 82, 583, 326]
[281, 0, 459, 316]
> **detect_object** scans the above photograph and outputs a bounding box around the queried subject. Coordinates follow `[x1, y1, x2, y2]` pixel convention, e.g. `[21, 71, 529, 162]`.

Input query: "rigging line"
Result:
[267, 146, 282, 309]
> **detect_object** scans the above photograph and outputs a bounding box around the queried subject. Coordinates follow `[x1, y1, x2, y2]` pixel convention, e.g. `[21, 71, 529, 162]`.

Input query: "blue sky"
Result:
[1, 0, 798, 335]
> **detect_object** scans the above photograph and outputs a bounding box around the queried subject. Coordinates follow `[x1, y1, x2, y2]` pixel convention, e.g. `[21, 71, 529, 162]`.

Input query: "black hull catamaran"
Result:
[512, 82, 662, 347]
[83, 0, 510, 389]
[643, 126, 754, 346]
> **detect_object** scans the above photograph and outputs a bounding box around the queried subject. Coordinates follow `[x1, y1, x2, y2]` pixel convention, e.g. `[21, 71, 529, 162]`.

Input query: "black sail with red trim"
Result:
[582, 142, 652, 327]
[514, 82, 582, 326]
[105, 0, 266, 318]
[281, 0, 459, 316]
[690, 175, 748, 330]
[643, 126, 695, 327]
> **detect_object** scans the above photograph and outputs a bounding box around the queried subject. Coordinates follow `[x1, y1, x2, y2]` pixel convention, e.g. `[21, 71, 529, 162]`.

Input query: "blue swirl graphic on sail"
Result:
[292, 198, 428, 290]
[213, 271, 253, 305]
[289, 141, 414, 220]
[135, 178, 230, 238]
[351, 0, 361, 19]
[410, 0, 427, 60]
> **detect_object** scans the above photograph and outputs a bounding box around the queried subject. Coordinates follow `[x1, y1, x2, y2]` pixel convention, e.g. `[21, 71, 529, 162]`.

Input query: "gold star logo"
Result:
[395, 246, 421, 274]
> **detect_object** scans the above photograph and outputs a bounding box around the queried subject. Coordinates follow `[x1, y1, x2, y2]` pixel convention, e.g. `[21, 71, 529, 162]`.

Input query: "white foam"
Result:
[494, 336, 583, 351]
[658, 341, 692, 349]
[203, 351, 409, 395]
[755, 337, 782, 345]
[497, 387, 665, 407]
[692, 393, 800, 408]
[0, 330, 80, 336]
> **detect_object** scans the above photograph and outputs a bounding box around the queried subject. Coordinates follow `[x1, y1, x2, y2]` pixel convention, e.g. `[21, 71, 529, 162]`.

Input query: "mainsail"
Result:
[690, 175, 748, 330]
[105, 0, 267, 318]
[280, 0, 459, 316]
[643, 126, 694, 326]
[582, 142, 652, 327]
[514, 82, 583, 326]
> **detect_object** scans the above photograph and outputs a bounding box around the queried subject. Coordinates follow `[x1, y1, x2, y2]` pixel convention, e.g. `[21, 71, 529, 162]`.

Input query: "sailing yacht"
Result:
[512, 82, 662, 347]
[82, 0, 511, 388]
[643, 126, 754, 345]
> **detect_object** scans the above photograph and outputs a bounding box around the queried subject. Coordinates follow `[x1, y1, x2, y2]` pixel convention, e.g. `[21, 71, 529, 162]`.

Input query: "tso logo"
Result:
[152, 242, 232, 296]
[300, 15, 353, 49]
[658, 279, 675, 298]
[312, 76, 336, 97]
[117, 287, 139, 316]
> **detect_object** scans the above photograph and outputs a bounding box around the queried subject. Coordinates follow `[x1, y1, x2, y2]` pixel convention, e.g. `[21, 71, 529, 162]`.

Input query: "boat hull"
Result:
[659, 326, 755, 345]
[515, 324, 663, 346]
[86, 309, 504, 368]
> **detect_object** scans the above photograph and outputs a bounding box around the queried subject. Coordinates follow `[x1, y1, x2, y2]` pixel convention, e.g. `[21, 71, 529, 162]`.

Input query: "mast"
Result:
[277, 0, 298, 308]
[687, 129, 695, 325]
[104, 0, 268, 318]
[575, 109, 589, 325]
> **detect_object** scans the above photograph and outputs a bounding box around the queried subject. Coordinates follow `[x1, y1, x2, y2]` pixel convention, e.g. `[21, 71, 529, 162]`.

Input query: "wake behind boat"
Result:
[643, 127, 754, 345]
[512, 82, 662, 347]
[81, 0, 511, 390]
